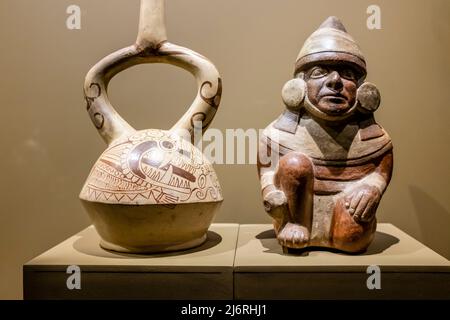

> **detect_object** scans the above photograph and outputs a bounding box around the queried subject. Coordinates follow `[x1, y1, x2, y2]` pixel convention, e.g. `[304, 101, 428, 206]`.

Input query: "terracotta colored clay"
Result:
[257, 17, 393, 253]
[80, 0, 223, 253]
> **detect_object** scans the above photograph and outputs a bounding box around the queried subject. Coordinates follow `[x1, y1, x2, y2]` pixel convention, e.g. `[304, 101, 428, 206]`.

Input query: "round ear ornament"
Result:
[356, 82, 380, 114]
[281, 78, 306, 111]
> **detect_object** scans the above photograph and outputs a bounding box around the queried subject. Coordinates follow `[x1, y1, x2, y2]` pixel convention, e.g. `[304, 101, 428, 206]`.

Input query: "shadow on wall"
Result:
[409, 185, 450, 259]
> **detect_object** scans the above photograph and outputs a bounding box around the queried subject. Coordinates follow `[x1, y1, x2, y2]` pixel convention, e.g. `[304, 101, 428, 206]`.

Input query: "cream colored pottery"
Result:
[79, 0, 223, 253]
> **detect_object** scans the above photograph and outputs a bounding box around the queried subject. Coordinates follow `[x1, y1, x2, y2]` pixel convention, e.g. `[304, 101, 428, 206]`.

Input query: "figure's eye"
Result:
[340, 68, 356, 81]
[310, 67, 328, 78]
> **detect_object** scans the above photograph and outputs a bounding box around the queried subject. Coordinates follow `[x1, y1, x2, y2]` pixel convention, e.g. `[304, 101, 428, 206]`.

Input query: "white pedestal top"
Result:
[235, 223, 450, 272]
[26, 223, 239, 271]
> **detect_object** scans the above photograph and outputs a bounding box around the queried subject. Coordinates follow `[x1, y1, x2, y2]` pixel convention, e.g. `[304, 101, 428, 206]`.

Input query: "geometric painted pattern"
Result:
[80, 129, 222, 205]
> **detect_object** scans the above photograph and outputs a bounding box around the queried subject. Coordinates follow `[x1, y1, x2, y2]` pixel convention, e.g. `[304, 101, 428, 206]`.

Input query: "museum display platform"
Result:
[24, 223, 450, 300]
[234, 224, 450, 300]
[23, 224, 239, 300]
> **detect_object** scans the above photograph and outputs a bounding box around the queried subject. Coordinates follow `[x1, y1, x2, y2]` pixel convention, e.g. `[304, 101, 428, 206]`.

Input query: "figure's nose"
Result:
[325, 71, 343, 92]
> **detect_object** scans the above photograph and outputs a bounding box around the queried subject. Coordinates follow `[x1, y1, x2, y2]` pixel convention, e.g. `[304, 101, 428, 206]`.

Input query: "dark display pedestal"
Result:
[23, 224, 239, 300]
[234, 223, 450, 299]
[24, 223, 450, 300]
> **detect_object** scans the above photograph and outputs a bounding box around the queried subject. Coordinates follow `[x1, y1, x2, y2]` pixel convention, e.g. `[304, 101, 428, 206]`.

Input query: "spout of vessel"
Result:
[136, 0, 168, 48]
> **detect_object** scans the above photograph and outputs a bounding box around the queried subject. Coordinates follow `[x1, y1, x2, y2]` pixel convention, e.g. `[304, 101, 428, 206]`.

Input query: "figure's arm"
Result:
[257, 138, 287, 214]
[344, 150, 393, 223]
[373, 150, 393, 194]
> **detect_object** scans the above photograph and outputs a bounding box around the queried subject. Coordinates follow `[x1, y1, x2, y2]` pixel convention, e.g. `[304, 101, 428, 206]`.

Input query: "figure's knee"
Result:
[277, 152, 314, 180]
[331, 198, 376, 253]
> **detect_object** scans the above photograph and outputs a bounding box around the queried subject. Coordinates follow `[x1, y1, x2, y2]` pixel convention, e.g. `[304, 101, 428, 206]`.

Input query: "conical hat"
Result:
[294, 16, 366, 78]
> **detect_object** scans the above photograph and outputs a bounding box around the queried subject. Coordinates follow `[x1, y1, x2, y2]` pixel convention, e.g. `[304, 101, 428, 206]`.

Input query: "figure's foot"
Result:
[277, 222, 310, 249]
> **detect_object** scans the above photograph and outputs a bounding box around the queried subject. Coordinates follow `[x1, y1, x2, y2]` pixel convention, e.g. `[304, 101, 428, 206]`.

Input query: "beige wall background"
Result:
[0, 0, 449, 299]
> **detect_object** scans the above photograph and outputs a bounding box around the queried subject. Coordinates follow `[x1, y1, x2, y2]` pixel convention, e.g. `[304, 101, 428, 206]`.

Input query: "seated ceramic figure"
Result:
[257, 17, 393, 253]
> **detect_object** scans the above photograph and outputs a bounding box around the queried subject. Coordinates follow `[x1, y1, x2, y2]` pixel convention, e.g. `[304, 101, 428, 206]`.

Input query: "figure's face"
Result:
[304, 63, 359, 116]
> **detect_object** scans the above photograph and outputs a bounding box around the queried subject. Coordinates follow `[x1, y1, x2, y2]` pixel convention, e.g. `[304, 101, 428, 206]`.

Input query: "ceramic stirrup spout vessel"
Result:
[79, 0, 223, 253]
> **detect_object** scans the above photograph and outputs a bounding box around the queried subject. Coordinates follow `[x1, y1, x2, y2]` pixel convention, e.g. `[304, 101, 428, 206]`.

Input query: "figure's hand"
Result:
[263, 190, 287, 214]
[344, 185, 381, 223]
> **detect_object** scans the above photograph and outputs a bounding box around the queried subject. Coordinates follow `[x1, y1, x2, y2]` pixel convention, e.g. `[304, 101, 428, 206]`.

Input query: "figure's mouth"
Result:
[321, 94, 347, 102]
[315, 93, 351, 115]
[327, 96, 346, 104]
[319, 93, 349, 107]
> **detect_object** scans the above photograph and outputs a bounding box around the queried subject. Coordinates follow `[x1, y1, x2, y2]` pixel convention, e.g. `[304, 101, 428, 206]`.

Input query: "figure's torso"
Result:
[262, 112, 393, 195]
[264, 112, 392, 165]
